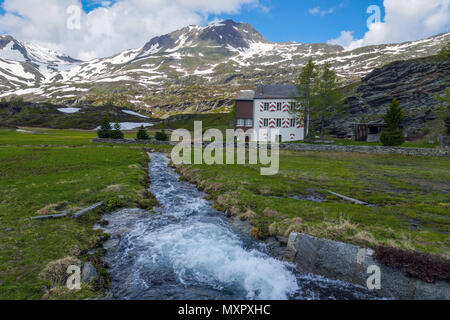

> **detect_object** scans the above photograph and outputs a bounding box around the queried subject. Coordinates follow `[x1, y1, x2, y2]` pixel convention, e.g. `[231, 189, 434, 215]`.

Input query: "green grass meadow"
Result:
[0, 129, 155, 299]
[177, 148, 450, 256]
[0, 127, 449, 299]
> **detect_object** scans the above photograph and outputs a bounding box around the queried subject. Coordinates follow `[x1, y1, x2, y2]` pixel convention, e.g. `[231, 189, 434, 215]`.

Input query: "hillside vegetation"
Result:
[0, 101, 155, 130]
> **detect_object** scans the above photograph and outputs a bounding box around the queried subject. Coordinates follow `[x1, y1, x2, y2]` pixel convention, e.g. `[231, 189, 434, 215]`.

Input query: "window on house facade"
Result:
[290, 102, 296, 110]
[290, 119, 296, 127]
[264, 103, 269, 111]
[263, 118, 268, 127]
[237, 119, 245, 127]
[277, 102, 282, 111]
[276, 119, 282, 127]
[245, 119, 253, 127]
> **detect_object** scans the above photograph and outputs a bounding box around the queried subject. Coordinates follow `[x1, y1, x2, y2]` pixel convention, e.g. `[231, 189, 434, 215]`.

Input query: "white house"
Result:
[235, 84, 304, 142]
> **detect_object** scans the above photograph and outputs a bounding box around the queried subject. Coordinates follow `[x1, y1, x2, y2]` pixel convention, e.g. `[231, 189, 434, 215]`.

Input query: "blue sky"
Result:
[214, 0, 385, 44]
[75, 0, 386, 44]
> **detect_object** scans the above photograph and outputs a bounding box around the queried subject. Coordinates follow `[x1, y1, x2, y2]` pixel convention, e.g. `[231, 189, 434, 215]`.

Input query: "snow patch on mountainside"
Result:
[0, 20, 448, 104]
[0, 41, 26, 61]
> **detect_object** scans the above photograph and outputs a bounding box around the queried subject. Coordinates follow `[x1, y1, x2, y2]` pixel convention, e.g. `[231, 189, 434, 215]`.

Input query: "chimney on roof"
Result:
[259, 81, 264, 96]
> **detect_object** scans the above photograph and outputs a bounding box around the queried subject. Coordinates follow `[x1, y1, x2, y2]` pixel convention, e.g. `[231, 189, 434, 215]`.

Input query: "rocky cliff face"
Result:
[329, 56, 450, 138]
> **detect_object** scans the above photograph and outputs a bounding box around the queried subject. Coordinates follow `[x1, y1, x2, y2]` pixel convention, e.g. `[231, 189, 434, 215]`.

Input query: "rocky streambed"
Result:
[97, 152, 380, 300]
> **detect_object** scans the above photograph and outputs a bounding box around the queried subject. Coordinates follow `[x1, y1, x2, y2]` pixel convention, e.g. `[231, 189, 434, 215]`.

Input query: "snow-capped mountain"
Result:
[0, 19, 448, 116]
[0, 35, 81, 91]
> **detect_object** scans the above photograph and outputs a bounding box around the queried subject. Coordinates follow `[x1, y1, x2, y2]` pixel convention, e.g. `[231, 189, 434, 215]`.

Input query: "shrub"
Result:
[155, 130, 169, 141]
[97, 116, 112, 138]
[136, 125, 149, 140]
[103, 196, 126, 212]
[380, 99, 405, 146]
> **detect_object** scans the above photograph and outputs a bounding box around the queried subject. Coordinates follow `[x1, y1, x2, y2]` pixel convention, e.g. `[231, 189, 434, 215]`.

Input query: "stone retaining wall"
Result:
[92, 138, 176, 146]
[92, 138, 450, 157]
[285, 232, 450, 300]
[279, 143, 450, 156]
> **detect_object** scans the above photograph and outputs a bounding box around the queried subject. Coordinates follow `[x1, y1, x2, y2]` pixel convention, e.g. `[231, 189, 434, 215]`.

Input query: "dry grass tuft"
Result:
[39, 256, 80, 286]
[104, 184, 122, 192]
[353, 230, 379, 247]
[36, 202, 67, 216]
[325, 218, 358, 237]
[128, 164, 143, 170]
[262, 208, 279, 217]
[240, 209, 257, 221]
[259, 188, 272, 195]
[285, 217, 304, 236]
[216, 192, 240, 209]
[250, 227, 265, 240]
[196, 180, 223, 193]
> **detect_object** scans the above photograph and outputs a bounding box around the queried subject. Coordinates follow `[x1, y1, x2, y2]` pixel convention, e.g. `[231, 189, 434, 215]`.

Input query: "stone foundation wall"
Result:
[285, 232, 450, 300]
[92, 138, 450, 157]
[278, 143, 450, 156]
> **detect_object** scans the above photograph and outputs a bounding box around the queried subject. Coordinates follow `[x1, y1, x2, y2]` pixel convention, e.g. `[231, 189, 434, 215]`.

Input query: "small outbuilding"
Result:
[353, 123, 387, 142]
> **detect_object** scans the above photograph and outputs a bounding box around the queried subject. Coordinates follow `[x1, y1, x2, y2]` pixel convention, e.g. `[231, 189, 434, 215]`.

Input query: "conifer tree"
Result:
[110, 121, 124, 139]
[293, 58, 317, 139]
[314, 63, 342, 140]
[97, 116, 112, 138]
[136, 125, 149, 140]
[380, 99, 405, 146]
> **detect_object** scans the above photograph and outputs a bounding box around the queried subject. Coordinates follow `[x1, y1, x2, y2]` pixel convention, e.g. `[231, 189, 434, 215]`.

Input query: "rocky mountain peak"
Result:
[141, 19, 270, 54]
[0, 35, 29, 62]
[0, 34, 80, 65]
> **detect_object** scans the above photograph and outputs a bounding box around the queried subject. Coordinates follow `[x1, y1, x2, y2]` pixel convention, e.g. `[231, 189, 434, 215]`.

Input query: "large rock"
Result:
[286, 232, 450, 300]
[81, 262, 98, 283]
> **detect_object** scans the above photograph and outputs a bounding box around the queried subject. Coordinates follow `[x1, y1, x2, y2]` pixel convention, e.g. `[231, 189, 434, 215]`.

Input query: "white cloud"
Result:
[329, 0, 450, 50]
[0, 0, 259, 60]
[327, 31, 357, 49]
[308, 2, 345, 17]
[308, 6, 335, 16]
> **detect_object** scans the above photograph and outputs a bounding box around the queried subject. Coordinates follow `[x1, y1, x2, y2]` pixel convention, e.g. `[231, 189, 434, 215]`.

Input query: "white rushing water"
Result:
[100, 152, 379, 300]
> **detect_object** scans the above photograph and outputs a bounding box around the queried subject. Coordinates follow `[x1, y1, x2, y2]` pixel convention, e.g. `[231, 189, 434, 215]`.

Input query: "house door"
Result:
[275, 135, 282, 143]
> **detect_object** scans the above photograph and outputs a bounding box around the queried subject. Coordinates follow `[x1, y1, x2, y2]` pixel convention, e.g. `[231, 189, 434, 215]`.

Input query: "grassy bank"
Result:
[1, 127, 449, 298]
[0, 129, 158, 299]
[175, 149, 450, 257]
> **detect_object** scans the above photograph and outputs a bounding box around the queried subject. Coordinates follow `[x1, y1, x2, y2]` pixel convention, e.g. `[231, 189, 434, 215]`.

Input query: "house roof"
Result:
[236, 84, 298, 100]
[236, 90, 255, 100]
[255, 84, 298, 99]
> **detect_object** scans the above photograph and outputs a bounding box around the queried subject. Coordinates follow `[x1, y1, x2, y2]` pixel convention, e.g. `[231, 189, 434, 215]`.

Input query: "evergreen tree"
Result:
[155, 129, 169, 141]
[313, 63, 342, 140]
[97, 116, 112, 138]
[293, 58, 317, 139]
[380, 99, 405, 146]
[110, 121, 124, 139]
[136, 125, 149, 140]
